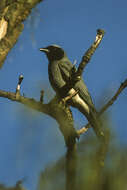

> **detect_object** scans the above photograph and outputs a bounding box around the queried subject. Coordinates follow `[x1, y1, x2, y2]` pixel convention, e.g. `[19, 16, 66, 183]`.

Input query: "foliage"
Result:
[38, 135, 127, 190]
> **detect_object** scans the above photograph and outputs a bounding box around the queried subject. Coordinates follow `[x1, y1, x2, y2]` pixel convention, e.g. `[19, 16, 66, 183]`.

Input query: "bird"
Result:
[40, 44, 104, 140]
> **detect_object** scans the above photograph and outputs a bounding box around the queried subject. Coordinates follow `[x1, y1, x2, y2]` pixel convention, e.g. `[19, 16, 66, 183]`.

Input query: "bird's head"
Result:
[40, 44, 65, 61]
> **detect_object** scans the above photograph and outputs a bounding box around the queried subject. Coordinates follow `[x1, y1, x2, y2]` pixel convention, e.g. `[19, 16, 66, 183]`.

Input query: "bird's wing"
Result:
[58, 60, 72, 82]
[74, 79, 95, 108]
[59, 60, 95, 108]
[49, 61, 73, 97]
[49, 61, 66, 89]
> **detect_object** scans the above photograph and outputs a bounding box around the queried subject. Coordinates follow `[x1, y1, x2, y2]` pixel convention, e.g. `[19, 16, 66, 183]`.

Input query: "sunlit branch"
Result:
[76, 29, 105, 77]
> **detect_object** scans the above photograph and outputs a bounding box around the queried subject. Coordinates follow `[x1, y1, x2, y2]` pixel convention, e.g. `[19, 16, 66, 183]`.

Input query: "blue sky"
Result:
[0, 0, 127, 189]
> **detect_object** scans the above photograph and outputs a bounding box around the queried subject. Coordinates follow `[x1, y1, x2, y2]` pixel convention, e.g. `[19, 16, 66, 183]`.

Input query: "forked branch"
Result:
[77, 79, 127, 135]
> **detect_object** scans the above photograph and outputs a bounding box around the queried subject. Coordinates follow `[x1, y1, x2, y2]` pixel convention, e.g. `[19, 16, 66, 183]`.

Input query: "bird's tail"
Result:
[87, 108, 105, 141]
[77, 104, 105, 141]
[68, 90, 105, 141]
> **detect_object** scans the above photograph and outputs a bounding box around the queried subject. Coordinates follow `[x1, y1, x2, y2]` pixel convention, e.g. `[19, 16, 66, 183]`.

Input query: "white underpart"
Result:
[68, 88, 90, 114]
[0, 18, 8, 41]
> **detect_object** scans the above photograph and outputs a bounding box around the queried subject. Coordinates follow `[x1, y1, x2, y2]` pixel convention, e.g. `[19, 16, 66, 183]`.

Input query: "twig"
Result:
[16, 177, 27, 187]
[77, 79, 127, 135]
[40, 90, 44, 102]
[0, 89, 49, 114]
[99, 79, 127, 114]
[61, 90, 79, 104]
[76, 29, 105, 77]
[16, 74, 24, 97]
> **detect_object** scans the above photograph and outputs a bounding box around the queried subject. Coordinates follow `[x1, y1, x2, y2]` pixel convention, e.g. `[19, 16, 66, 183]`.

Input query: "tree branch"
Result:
[77, 79, 127, 135]
[0, 28, 126, 190]
[75, 29, 105, 78]
[0, 0, 43, 68]
[0, 178, 26, 190]
[58, 29, 105, 106]
[0, 86, 78, 149]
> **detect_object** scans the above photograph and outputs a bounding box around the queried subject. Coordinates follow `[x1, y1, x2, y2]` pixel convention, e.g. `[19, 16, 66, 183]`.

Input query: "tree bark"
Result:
[0, 0, 43, 68]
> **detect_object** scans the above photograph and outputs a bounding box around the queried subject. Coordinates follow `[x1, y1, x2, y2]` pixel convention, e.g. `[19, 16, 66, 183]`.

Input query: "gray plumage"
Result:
[40, 45, 104, 140]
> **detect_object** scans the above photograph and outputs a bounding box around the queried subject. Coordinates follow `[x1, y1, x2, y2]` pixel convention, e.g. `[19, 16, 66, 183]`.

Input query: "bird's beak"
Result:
[39, 48, 49, 53]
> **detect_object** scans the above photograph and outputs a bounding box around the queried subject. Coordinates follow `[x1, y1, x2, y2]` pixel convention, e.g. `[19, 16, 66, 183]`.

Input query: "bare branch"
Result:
[16, 74, 24, 98]
[0, 88, 78, 148]
[40, 90, 44, 102]
[68, 29, 105, 85]
[77, 79, 127, 135]
[76, 29, 105, 77]
[0, 89, 49, 113]
[99, 79, 127, 114]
